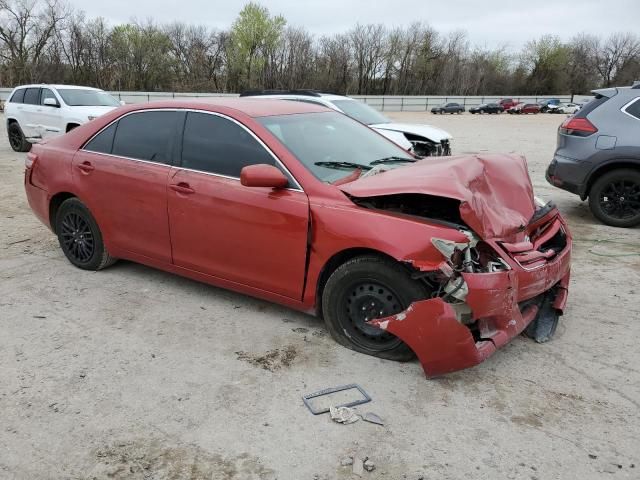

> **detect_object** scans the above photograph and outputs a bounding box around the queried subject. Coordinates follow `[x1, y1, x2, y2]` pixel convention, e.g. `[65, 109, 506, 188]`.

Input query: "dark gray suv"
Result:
[546, 83, 640, 227]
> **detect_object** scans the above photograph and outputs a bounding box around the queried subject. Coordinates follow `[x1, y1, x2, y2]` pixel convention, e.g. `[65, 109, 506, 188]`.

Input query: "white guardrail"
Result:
[0, 87, 594, 112]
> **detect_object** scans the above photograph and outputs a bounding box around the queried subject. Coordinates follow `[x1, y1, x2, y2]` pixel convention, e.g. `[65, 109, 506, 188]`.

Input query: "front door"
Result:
[167, 111, 309, 299]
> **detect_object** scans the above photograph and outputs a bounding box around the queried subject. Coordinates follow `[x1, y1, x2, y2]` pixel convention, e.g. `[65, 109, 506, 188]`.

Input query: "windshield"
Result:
[258, 112, 413, 183]
[57, 89, 121, 107]
[331, 99, 389, 125]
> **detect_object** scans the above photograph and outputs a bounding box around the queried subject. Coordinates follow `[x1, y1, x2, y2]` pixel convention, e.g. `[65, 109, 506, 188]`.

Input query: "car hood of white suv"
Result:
[69, 105, 119, 120]
[370, 122, 453, 144]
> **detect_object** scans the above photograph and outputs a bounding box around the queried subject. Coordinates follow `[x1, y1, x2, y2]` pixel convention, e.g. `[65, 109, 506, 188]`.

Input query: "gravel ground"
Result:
[1, 111, 639, 480]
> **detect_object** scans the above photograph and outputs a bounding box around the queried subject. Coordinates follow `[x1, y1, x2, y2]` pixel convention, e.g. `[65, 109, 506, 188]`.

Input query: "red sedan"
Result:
[24, 99, 571, 377]
[507, 103, 542, 114]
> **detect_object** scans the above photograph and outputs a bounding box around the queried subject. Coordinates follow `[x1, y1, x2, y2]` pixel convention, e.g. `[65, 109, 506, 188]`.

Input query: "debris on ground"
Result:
[302, 384, 371, 414]
[362, 412, 384, 426]
[339, 456, 353, 466]
[329, 406, 359, 424]
[363, 458, 376, 472]
[352, 454, 364, 476]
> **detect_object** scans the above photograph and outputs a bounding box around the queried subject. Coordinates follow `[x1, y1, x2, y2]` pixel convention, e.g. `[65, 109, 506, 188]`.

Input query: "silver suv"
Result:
[546, 82, 640, 227]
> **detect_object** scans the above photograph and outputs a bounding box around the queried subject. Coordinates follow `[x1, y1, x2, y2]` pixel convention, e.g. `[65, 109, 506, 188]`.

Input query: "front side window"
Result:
[259, 111, 413, 183]
[23, 88, 41, 105]
[181, 112, 276, 178]
[9, 88, 25, 103]
[57, 89, 120, 107]
[111, 111, 180, 164]
[331, 99, 389, 125]
[40, 88, 58, 106]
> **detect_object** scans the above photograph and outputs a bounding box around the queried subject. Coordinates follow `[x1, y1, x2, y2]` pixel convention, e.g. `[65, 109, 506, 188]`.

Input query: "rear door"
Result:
[72, 110, 183, 262]
[20, 87, 42, 138]
[167, 111, 309, 299]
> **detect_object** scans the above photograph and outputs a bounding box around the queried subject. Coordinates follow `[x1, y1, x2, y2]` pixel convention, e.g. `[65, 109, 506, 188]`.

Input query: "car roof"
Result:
[12, 84, 103, 91]
[124, 98, 332, 118]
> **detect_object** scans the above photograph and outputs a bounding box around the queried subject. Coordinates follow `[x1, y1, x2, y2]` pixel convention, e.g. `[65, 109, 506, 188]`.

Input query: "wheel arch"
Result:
[49, 192, 77, 233]
[66, 122, 81, 133]
[315, 247, 409, 319]
[583, 159, 640, 199]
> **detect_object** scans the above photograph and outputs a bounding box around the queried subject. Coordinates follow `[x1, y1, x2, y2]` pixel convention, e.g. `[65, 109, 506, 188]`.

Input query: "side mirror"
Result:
[43, 98, 59, 107]
[240, 164, 288, 189]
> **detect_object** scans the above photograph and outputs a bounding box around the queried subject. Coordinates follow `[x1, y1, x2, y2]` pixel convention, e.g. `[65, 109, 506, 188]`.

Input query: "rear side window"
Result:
[181, 112, 275, 177]
[111, 111, 180, 164]
[624, 98, 640, 120]
[23, 88, 41, 105]
[575, 95, 609, 118]
[84, 123, 117, 154]
[9, 89, 25, 103]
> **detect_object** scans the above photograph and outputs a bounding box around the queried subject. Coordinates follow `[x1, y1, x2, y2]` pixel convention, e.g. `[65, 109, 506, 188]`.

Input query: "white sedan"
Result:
[240, 90, 453, 157]
[554, 103, 581, 114]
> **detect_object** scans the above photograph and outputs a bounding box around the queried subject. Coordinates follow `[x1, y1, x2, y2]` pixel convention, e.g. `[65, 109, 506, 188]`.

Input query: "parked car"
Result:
[431, 102, 465, 114]
[497, 98, 519, 111]
[469, 103, 504, 114]
[553, 103, 581, 114]
[547, 83, 640, 227]
[240, 90, 452, 156]
[507, 103, 541, 114]
[538, 98, 561, 113]
[5, 84, 122, 152]
[24, 99, 572, 377]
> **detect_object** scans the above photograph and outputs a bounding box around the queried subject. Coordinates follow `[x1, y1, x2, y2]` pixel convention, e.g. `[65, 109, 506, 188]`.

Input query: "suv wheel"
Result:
[8, 122, 31, 152]
[588, 169, 640, 227]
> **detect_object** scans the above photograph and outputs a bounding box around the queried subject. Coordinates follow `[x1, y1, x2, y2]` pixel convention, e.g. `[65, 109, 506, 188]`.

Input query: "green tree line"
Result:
[1, 0, 638, 94]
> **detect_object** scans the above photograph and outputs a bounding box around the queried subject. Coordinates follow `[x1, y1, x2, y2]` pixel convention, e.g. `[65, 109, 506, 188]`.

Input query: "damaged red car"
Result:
[24, 99, 571, 377]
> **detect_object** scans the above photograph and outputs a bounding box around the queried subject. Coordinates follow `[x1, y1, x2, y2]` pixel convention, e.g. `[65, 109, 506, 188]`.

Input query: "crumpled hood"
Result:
[370, 122, 453, 142]
[339, 154, 536, 240]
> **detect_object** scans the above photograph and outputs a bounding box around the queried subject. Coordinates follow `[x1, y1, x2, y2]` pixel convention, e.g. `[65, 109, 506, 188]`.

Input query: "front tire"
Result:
[321, 255, 427, 361]
[7, 122, 31, 152]
[55, 198, 117, 270]
[588, 169, 640, 227]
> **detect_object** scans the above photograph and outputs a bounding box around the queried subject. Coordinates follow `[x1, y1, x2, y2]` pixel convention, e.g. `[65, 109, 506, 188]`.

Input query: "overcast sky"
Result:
[66, 0, 639, 50]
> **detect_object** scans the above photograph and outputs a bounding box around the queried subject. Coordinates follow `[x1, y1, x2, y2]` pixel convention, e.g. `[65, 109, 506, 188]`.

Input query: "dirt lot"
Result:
[1, 111, 639, 480]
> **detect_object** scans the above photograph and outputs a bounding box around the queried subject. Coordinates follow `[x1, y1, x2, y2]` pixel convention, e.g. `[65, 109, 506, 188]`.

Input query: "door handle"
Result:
[77, 161, 94, 173]
[169, 182, 195, 195]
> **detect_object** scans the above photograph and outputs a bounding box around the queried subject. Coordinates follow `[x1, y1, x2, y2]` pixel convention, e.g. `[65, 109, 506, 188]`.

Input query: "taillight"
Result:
[26, 151, 38, 169]
[559, 117, 598, 137]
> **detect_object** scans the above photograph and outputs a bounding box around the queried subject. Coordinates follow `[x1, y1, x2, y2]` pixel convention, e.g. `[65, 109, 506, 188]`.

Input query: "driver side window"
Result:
[180, 112, 288, 182]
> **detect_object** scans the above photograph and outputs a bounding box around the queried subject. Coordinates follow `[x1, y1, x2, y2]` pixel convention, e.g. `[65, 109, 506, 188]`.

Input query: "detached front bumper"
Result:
[370, 212, 572, 378]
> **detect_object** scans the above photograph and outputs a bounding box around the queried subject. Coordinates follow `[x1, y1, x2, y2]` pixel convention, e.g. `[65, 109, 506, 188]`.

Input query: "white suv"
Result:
[4, 84, 122, 152]
[240, 90, 453, 156]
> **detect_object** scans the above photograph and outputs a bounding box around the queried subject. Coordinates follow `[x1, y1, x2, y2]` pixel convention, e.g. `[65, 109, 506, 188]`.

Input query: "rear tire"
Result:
[321, 255, 427, 361]
[7, 122, 31, 152]
[588, 169, 640, 227]
[55, 198, 117, 270]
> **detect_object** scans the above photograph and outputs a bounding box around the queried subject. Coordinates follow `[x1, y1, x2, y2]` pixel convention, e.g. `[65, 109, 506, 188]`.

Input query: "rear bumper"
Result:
[25, 174, 51, 229]
[371, 216, 572, 378]
[546, 154, 588, 198]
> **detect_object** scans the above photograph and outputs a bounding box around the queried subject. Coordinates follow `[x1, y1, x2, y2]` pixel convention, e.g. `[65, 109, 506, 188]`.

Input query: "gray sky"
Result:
[67, 0, 639, 50]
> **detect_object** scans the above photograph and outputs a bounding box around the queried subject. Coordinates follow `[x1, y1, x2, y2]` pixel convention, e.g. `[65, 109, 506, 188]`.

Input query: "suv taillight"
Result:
[559, 117, 598, 137]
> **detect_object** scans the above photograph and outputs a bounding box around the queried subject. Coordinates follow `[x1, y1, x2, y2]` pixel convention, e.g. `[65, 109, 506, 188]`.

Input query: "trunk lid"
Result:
[339, 154, 536, 241]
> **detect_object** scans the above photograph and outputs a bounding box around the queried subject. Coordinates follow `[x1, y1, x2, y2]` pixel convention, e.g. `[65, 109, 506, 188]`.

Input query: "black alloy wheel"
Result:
[55, 197, 117, 270]
[589, 169, 640, 227]
[60, 211, 95, 263]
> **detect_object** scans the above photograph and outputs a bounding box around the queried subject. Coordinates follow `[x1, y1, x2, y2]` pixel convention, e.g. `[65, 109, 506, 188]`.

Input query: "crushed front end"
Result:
[370, 201, 571, 377]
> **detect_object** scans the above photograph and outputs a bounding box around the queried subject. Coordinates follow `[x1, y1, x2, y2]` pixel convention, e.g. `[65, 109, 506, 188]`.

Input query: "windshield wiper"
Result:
[314, 161, 372, 170]
[369, 156, 416, 166]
